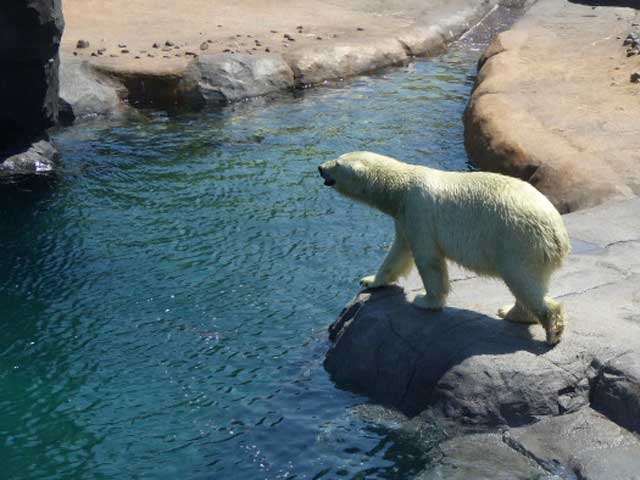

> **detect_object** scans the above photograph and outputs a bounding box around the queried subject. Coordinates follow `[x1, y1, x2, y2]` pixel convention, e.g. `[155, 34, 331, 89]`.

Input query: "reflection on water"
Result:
[0, 6, 523, 479]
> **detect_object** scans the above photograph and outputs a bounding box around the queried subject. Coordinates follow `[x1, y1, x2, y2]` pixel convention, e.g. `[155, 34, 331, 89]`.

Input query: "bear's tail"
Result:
[543, 224, 571, 267]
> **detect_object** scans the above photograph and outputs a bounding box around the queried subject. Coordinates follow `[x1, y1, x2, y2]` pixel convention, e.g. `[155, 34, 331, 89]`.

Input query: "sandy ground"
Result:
[62, 0, 437, 73]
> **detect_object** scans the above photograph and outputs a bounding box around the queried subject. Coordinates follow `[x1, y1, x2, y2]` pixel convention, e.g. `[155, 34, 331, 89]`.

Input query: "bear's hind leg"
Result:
[413, 256, 449, 311]
[501, 268, 566, 345]
[497, 301, 538, 324]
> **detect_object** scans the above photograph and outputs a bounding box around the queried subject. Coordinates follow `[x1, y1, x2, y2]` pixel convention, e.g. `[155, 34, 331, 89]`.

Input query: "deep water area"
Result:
[1, 7, 523, 479]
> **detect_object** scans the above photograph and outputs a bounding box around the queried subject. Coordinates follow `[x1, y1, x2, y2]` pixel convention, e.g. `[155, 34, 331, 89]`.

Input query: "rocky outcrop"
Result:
[59, 55, 125, 118]
[58, 0, 515, 113]
[464, 0, 640, 213]
[0, 0, 64, 178]
[325, 198, 640, 475]
[197, 54, 294, 103]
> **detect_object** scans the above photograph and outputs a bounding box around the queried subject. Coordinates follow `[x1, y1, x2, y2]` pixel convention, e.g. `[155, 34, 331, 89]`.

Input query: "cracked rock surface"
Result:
[325, 198, 640, 477]
[464, 0, 640, 213]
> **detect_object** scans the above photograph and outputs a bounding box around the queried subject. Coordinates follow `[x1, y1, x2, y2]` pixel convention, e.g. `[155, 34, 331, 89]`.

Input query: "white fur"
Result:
[319, 151, 571, 345]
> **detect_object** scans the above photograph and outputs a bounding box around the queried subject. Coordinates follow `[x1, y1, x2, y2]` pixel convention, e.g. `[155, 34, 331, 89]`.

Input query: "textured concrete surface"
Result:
[464, 0, 640, 213]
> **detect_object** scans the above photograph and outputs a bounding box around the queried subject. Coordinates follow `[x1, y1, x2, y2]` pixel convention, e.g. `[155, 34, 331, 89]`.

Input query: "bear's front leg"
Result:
[413, 255, 449, 311]
[360, 221, 413, 289]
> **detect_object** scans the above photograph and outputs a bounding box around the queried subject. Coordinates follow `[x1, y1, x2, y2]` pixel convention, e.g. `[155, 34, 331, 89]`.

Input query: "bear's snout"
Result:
[318, 165, 336, 186]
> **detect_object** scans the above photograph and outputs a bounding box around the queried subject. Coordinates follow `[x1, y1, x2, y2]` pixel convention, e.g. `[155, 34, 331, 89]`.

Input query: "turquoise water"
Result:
[1, 10, 519, 479]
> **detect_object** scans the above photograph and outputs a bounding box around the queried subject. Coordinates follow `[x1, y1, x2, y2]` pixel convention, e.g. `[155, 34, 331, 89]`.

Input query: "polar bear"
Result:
[318, 151, 571, 345]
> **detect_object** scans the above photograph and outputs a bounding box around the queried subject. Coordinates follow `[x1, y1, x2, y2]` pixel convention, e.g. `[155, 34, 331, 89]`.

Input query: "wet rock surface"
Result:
[325, 198, 640, 477]
[464, 0, 640, 213]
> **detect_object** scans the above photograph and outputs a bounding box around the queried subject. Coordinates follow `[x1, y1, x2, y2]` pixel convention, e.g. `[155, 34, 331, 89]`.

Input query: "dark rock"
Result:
[121, 49, 129, 54]
[0, 139, 59, 178]
[165, 40, 174, 47]
[357, 27, 365, 31]
[591, 352, 640, 434]
[631, 72, 640, 83]
[152, 42, 160, 48]
[76, 39, 89, 49]
[0, 0, 64, 152]
[57, 97, 75, 126]
[118, 43, 127, 48]
[200, 41, 209, 51]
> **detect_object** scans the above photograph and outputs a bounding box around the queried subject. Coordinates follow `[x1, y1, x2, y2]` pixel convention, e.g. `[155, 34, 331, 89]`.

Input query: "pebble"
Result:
[121, 49, 129, 54]
[223, 48, 232, 53]
[207, 39, 213, 43]
[76, 39, 90, 49]
[162, 55, 170, 58]
[217, 24, 223, 27]
[185, 51, 198, 57]
[200, 41, 209, 50]
[270, 30, 278, 33]
[91, 52, 97, 57]
[316, 36, 322, 40]
[265, 47, 270, 52]
[73, 51, 78, 56]
[152, 42, 160, 48]
[97, 48, 106, 54]
[175, 52, 183, 57]
[134, 55, 140, 59]
[165, 40, 174, 47]
[147, 53, 155, 58]
[110, 54, 118, 58]
[118, 43, 127, 48]
[174, 45, 180, 49]
[631, 72, 640, 83]
[357, 27, 364, 31]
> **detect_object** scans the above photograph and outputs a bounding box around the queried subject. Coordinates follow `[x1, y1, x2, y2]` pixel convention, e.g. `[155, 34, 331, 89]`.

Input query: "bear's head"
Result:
[318, 151, 405, 215]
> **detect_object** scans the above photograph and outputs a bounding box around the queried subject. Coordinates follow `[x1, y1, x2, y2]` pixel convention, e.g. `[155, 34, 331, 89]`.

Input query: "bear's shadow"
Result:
[326, 285, 557, 415]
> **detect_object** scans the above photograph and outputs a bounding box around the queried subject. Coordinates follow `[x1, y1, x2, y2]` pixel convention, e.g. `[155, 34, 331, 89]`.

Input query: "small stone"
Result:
[97, 48, 106, 54]
[185, 51, 197, 56]
[270, 30, 278, 33]
[217, 24, 222, 27]
[134, 55, 140, 59]
[631, 72, 640, 83]
[316, 36, 322, 40]
[91, 52, 97, 57]
[357, 27, 364, 31]
[162, 55, 170, 58]
[265, 47, 270, 52]
[152, 42, 160, 48]
[147, 53, 155, 58]
[165, 40, 175, 46]
[223, 48, 231, 53]
[207, 39, 213, 43]
[118, 43, 127, 48]
[175, 52, 183, 57]
[73, 51, 78, 56]
[236, 34, 241, 37]
[627, 49, 638, 57]
[121, 49, 129, 53]
[76, 39, 90, 49]
[110, 54, 118, 58]
[174, 45, 180, 49]
[247, 34, 252, 38]
[200, 41, 209, 50]
[252, 47, 257, 51]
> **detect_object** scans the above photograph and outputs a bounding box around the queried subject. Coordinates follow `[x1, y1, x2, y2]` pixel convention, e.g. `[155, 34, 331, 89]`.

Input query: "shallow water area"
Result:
[1, 7, 523, 479]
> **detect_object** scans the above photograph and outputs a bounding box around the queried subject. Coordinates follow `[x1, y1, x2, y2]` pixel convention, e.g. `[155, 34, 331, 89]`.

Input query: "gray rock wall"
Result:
[0, 0, 64, 152]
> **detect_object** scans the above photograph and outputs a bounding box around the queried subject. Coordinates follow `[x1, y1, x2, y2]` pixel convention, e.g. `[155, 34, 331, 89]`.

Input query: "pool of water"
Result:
[1, 8, 522, 480]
